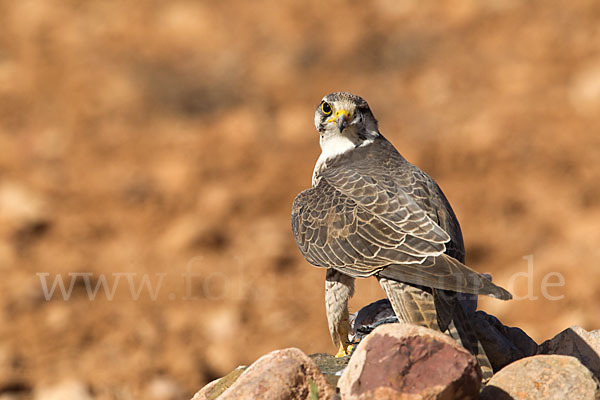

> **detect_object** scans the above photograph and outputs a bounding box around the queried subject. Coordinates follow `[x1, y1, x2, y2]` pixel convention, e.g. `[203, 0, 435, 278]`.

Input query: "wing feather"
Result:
[291, 137, 511, 298]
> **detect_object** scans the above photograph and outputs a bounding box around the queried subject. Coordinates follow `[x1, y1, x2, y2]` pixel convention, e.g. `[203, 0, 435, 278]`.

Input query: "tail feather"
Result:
[437, 290, 494, 381]
[379, 254, 512, 300]
[378, 278, 439, 330]
[379, 278, 493, 381]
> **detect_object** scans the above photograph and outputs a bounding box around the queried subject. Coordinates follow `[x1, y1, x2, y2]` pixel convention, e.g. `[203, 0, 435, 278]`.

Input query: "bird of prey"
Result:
[291, 92, 512, 375]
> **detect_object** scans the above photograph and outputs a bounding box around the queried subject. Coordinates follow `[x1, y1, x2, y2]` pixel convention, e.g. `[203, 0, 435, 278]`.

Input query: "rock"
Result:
[34, 380, 93, 400]
[481, 355, 599, 400]
[191, 366, 247, 400]
[216, 348, 333, 400]
[0, 183, 46, 227]
[472, 310, 538, 372]
[147, 376, 183, 400]
[159, 216, 205, 253]
[191, 378, 219, 400]
[538, 325, 600, 379]
[338, 323, 481, 400]
[309, 353, 349, 389]
[0, 182, 50, 246]
[349, 299, 539, 375]
[0, 380, 30, 400]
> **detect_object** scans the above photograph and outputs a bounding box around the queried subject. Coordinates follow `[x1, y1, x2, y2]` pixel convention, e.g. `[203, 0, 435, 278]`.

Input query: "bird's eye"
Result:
[321, 102, 332, 115]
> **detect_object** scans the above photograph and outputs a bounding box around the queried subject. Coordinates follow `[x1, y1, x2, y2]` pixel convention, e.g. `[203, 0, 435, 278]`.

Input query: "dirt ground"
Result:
[1, 0, 600, 399]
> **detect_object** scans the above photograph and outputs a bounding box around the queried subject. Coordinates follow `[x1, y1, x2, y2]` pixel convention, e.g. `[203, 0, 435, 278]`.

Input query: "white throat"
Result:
[319, 134, 356, 160]
[312, 133, 375, 185]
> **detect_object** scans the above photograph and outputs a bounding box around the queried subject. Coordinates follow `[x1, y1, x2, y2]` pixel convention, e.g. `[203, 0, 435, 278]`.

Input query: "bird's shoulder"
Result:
[317, 135, 461, 247]
[318, 136, 433, 205]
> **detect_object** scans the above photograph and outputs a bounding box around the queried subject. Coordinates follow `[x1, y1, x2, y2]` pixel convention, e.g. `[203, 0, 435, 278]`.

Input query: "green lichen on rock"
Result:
[309, 352, 349, 389]
[204, 366, 247, 400]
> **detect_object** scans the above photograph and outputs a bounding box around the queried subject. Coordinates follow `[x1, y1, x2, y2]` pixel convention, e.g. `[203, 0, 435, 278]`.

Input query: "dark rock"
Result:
[216, 348, 333, 400]
[471, 310, 538, 372]
[338, 323, 481, 400]
[538, 325, 600, 379]
[481, 355, 599, 400]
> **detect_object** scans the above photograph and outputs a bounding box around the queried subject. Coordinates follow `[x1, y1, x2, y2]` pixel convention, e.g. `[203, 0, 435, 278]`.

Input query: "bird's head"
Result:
[314, 92, 380, 149]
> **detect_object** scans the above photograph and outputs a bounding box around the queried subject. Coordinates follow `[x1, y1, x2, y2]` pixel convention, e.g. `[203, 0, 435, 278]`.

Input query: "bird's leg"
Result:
[325, 269, 355, 357]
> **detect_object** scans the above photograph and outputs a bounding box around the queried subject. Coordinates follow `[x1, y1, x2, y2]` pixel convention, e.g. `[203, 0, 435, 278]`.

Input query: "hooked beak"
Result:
[328, 109, 351, 132]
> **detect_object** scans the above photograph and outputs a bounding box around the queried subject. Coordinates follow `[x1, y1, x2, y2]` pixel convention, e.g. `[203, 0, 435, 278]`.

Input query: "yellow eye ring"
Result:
[321, 102, 332, 115]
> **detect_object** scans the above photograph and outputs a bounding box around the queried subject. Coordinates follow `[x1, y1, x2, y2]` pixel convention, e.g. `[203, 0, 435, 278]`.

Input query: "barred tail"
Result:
[435, 289, 493, 381]
[379, 278, 493, 381]
[378, 278, 440, 330]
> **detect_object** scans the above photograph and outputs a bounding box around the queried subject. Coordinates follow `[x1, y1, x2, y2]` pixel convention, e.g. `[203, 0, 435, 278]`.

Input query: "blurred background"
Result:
[1, 0, 600, 398]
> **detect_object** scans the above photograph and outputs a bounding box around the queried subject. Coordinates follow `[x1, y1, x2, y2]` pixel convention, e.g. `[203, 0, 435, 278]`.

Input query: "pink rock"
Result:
[338, 323, 481, 400]
[191, 378, 219, 400]
[217, 348, 333, 400]
[191, 366, 246, 400]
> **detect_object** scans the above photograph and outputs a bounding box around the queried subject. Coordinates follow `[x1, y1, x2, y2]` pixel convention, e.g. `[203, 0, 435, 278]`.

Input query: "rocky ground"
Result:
[191, 314, 600, 399]
[1, 0, 600, 399]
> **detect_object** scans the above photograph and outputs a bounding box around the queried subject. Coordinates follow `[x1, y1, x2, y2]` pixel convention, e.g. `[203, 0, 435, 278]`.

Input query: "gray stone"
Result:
[308, 352, 349, 389]
[481, 355, 599, 400]
[338, 323, 481, 400]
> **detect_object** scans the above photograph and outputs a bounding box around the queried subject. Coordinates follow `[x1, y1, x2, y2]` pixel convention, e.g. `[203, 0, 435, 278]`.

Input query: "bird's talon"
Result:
[334, 342, 353, 358]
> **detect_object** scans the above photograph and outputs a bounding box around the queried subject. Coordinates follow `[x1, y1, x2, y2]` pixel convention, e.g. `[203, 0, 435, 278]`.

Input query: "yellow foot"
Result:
[335, 342, 354, 358]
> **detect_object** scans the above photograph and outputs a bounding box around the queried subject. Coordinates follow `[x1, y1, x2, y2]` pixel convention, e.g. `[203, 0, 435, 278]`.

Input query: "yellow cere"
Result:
[326, 109, 351, 123]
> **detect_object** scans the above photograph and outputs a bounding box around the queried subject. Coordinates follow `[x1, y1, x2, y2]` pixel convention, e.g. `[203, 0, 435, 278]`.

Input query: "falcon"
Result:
[291, 92, 512, 373]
